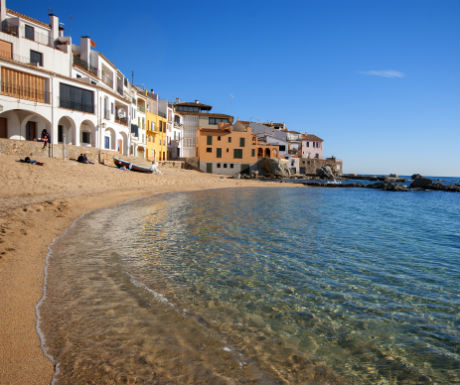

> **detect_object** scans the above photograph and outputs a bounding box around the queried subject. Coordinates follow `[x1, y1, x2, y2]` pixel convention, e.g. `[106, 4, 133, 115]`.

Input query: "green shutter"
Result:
[207, 136, 212, 145]
[217, 148, 222, 158]
[240, 137, 245, 147]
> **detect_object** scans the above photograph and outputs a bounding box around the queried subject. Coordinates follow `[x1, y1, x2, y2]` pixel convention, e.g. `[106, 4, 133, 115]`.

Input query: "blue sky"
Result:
[11, 0, 459, 176]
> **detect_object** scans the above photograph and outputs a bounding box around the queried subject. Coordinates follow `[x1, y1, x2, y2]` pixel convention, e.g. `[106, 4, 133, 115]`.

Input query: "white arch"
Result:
[118, 131, 128, 155]
[79, 120, 96, 147]
[0, 109, 51, 141]
[104, 127, 116, 150]
[57, 116, 77, 145]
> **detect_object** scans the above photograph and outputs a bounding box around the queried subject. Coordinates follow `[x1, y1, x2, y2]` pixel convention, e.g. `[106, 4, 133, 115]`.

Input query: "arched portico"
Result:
[57, 116, 77, 145]
[264, 148, 271, 158]
[0, 109, 51, 141]
[80, 120, 96, 147]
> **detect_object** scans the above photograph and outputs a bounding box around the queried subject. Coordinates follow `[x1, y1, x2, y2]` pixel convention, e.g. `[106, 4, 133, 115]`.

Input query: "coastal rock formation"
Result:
[257, 158, 290, 179]
[410, 174, 433, 188]
[368, 181, 408, 191]
[316, 165, 335, 179]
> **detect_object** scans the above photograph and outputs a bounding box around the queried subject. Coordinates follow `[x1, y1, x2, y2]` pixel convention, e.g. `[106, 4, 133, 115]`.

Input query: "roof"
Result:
[302, 134, 324, 142]
[175, 101, 212, 110]
[7, 9, 50, 29]
[249, 122, 287, 141]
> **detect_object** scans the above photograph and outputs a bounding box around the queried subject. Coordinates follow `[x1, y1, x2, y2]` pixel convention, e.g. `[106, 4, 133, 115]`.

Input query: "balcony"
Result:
[1, 24, 18, 37]
[1, 82, 50, 103]
[115, 116, 128, 126]
[137, 105, 145, 113]
[73, 55, 98, 77]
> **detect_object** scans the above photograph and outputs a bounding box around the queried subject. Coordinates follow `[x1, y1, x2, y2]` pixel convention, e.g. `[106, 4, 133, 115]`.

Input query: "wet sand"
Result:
[0, 153, 298, 385]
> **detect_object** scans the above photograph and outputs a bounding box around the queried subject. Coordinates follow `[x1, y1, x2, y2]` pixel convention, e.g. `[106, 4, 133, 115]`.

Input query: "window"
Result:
[25, 25, 34, 40]
[228, 137, 232, 143]
[111, 103, 114, 114]
[105, 136, 110, 149]
[81, 131, 91, 144]
[233, 149, 243, 159]
[230, 164, 234, 169]
[306, 142, 310, 148]
[30, 50, 42, 66]
[217, 163, 221, 168]
[279, 145, 286, 152]
[240, 137, 245, 147]
[216, 148, 222, 158]
[209, 117, 228, 125]
[217, 136, 221, 141]
[207, 135, 212, 145]
[76, 74, 82, 79]
[104, 97, 109, 119]
[226, 148, 229, 152]
[223, 163, 227, 168]
[206, 147, 212, 153]
[315, 153, 319, 159]
[59, 83, 94, 113]
[251, 149, 255, 157]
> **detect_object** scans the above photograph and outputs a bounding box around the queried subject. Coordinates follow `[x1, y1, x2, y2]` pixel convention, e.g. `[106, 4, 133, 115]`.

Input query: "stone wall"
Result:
[0, 138, 185, 168]
[299, 157, 343, 176]
[0, 138, 119, 165]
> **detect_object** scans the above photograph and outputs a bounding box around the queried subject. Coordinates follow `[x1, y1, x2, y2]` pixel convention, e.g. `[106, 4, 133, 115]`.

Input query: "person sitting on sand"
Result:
[77, 154, 94, 164]
[41, 129, 49, 149]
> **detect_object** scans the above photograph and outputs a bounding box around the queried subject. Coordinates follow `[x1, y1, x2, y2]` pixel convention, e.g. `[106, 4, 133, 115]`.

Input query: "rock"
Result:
[410, 177, 433, 189]
[389, 173, 397, 178]
[368, 182, 408, 191]
[316, 166, 335, 179]
[257, 158, 290, 178]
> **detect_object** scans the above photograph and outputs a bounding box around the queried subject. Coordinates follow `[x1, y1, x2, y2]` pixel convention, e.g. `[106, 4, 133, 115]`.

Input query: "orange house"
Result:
[196, 121, 279, 174]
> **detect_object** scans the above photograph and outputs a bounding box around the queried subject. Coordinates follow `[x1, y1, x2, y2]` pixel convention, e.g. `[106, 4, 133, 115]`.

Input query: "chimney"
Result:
[80, 36, 91, 64]
[0, 0, 6, 23]
[58, 25, 64, 37]
[49, 13, 59, 44]
[195, 99, 199, 104]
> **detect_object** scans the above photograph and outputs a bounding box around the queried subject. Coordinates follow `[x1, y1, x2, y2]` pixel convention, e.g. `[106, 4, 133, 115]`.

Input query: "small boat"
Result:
[113, 157, 154, 173]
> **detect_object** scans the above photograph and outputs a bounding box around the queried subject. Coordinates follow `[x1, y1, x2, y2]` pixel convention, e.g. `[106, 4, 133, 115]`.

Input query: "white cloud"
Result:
[360, 70, 405, 79]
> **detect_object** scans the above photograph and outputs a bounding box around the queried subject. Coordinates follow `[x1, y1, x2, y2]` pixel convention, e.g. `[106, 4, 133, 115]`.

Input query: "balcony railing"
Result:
[1, 82, 50, 103]
[24, 29, 52, 47]
[115, 116, 128, 126]
[1, 24, 18, 36]
[73, 55, 98, 76]
[137, 105, 145, 113]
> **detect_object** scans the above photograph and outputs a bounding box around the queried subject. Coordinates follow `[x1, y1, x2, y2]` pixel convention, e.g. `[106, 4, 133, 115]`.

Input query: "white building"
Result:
[173, 100, 233, 158]
[0, 1, 135, 157]
[164, 100, 182, 159]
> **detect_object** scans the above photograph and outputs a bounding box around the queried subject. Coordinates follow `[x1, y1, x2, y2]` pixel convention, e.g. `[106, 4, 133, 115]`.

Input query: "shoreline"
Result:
[0, 153, 300, 385]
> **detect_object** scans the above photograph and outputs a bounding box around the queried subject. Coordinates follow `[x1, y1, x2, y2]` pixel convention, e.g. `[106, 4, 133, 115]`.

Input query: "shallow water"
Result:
[40, 187, 460, 384]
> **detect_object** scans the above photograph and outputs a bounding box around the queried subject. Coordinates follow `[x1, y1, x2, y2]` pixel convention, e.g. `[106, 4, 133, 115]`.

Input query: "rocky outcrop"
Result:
[368, 181, 408, 191]
[410, 174, 433, 189]
[257, 158, 290, 179]
[316, 165, 335, 179]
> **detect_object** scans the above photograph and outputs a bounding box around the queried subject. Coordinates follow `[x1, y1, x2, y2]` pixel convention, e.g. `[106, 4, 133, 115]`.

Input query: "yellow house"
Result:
[145, 95, 168, 162]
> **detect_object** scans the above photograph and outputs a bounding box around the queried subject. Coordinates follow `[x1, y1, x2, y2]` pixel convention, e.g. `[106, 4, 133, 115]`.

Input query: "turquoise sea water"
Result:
[40, 187, 460, 385]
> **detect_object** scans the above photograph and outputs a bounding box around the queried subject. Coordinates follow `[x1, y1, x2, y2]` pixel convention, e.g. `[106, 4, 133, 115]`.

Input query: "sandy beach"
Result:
[0, 153, 298, 385]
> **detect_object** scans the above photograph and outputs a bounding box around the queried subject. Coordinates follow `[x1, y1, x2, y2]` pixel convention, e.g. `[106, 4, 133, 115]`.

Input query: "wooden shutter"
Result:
[0, 40, 12, 59]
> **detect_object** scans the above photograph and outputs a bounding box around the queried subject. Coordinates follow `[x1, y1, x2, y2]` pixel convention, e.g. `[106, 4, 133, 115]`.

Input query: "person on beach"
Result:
[41, 129, 49, 149]
[20, 156, 44, 166]
[77, 154, 94, 164]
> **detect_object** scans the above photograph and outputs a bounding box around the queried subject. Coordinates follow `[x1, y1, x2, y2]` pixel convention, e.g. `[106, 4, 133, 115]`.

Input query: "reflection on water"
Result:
[40, 188, 460, 385]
